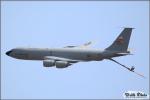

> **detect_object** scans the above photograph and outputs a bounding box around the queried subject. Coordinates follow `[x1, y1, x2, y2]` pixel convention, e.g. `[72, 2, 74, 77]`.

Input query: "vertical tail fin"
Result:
[105, 28, 133, 52]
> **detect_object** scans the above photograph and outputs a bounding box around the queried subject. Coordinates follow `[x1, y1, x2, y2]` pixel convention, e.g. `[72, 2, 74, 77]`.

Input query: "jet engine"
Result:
[43, 60, 55, 67]
[55, 61, 71, 68]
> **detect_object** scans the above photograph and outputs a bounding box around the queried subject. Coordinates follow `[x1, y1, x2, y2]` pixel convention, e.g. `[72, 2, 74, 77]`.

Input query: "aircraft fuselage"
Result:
[6, 48, 115, 61]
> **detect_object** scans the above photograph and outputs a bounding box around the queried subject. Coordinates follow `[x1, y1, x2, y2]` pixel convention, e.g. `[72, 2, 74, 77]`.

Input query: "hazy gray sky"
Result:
[1, 1, 149, 99]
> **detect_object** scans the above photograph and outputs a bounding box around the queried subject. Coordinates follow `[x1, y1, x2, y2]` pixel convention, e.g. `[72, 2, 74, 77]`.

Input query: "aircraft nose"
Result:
[6, 50, 12, 56]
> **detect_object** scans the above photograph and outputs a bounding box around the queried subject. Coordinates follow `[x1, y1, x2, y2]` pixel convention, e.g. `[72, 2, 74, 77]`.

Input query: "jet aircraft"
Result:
[6, 28, 145, 78]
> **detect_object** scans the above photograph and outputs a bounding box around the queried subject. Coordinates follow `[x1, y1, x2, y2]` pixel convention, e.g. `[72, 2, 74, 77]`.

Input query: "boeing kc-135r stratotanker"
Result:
[6, 28, 145, 77]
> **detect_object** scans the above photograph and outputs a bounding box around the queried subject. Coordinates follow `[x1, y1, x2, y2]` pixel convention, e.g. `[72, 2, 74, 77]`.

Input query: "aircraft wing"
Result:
[44, 56, 83, 63]
[64, 41, 93, 48]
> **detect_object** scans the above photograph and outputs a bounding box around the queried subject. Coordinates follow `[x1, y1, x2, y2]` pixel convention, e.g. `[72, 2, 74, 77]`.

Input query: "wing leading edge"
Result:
[44, 56, 83, 63]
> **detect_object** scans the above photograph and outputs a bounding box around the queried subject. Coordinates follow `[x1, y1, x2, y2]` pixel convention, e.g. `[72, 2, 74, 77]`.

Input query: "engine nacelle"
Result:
[43, 60, 55, 67]
[55, 61, 71, 68]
